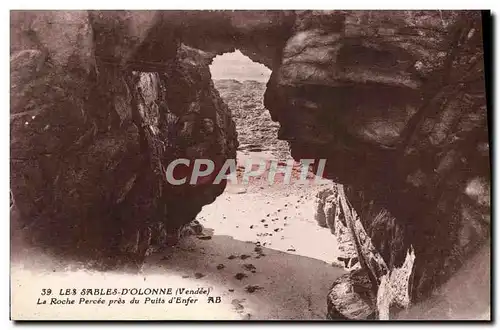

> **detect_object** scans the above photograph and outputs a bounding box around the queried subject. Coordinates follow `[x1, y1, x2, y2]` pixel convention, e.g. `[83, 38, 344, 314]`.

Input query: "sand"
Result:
[10, 149, 346, 320]
[143, 150, 345, 320]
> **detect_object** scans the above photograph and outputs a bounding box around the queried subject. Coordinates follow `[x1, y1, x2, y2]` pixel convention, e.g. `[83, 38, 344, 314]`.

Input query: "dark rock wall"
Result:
[262, 10, 489, 307]
[10, 11, 237, 265]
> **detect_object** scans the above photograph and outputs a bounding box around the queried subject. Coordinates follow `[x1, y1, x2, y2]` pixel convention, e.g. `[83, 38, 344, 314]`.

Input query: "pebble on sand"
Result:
[242, 263, 256, 271]
[235, 273, 248, 280]
[245, 285, 262, 293]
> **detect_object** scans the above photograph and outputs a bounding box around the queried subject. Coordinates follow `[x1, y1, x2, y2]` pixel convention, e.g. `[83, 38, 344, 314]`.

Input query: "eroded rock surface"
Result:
[214, 79, 290, 158]
[316, 185, 415, 319]
[264, 11, 489, 317]
[11, 14, 237, 265]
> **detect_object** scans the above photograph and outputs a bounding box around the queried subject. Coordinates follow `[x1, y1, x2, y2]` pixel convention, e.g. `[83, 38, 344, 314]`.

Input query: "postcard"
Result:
[10, 9, 491, 320]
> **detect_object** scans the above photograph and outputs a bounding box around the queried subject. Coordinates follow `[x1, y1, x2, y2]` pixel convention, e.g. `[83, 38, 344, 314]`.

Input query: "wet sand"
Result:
[140, 151, 346, 319]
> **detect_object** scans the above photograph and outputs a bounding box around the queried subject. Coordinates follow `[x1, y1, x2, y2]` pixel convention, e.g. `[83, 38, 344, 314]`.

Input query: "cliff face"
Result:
[263, 10, 489, 314]
[10, 10, 489, 316]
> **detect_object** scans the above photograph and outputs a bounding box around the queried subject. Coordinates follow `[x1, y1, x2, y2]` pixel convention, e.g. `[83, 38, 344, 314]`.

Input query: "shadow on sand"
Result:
[142, 233, 346, 320]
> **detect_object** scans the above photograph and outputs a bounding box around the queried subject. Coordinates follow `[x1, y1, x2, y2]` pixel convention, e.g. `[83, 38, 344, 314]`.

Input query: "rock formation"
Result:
[263, 10, 489, 318]
[315, 184, 415, 319]
[10, 10, 490, 317]
[11, 12, 238, 265]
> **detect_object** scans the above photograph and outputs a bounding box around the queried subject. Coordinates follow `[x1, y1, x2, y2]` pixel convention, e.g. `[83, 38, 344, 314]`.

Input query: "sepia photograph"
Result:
[9, 9, 491, 321]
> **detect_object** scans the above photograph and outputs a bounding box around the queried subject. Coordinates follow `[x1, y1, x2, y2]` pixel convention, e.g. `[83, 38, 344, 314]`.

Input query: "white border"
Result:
[2, 2, 499, 329]
[2, 1, 499, 10]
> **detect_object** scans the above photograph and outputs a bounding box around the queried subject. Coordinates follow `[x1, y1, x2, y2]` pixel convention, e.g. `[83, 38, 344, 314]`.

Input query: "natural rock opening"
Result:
[210, 50, 271, 83]
[209, 50, 289, 157]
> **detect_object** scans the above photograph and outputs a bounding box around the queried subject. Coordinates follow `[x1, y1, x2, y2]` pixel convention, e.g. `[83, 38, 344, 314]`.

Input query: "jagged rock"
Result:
[327, 269, 376, 320]
[89, 10, 177, 69]
[10, 11, 94, 72]
[214, 79, 289, 158]
[319, 183, 422, 319]
[179, 219, 205, 238]
[263, 10, 489, 314]
[376, 247, 416, 320]
[314, 185, 359, 270]
[313, 188, 332, 229]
